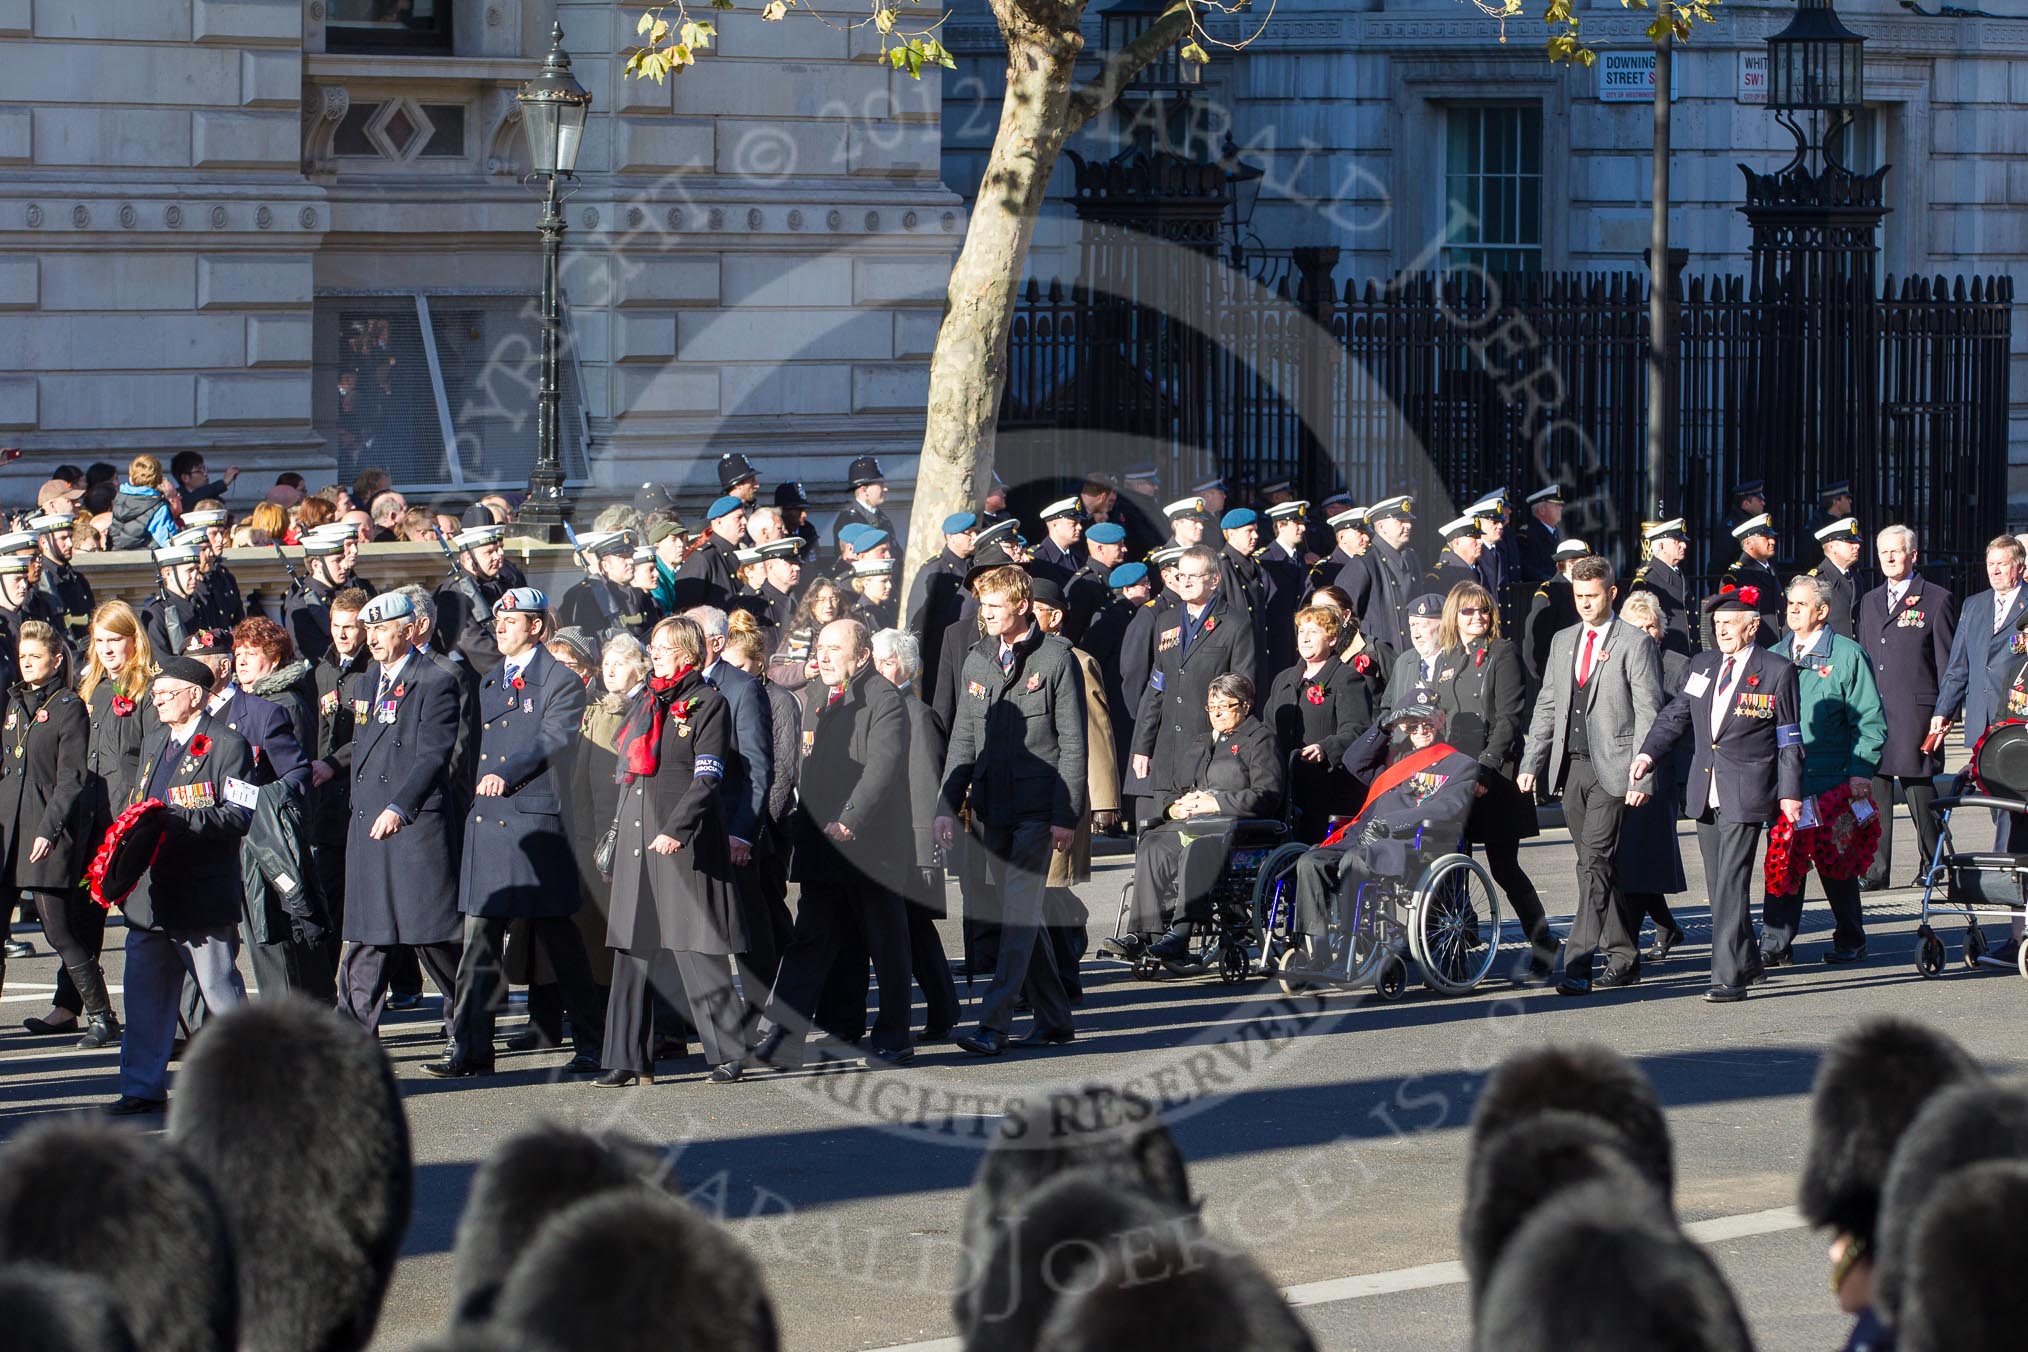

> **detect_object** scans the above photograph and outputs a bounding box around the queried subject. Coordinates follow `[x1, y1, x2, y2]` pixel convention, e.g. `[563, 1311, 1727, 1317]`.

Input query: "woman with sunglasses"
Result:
[1432, 581, 1556, 977]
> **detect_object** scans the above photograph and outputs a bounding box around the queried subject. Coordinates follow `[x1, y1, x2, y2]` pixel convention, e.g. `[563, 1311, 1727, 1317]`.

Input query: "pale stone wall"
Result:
[0, 0, 961, 531]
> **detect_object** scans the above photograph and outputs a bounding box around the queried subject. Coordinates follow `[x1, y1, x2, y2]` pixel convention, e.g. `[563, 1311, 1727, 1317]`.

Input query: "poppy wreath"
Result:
[1764, 813, 1811, 895]
[87, 798, 169, 908]
[1809, 782, 1881, 882]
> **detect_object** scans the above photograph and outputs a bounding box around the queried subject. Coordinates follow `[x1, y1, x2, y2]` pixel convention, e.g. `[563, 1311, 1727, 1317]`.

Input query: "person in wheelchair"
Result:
[1287, 687, 1482, 964]
[1112, 673, 1284, 965]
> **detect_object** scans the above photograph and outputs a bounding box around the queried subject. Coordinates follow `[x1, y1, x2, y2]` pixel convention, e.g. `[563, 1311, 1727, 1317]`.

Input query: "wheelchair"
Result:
[1912, 721, 2028, 981]
[1252, 818, 1506, 1000]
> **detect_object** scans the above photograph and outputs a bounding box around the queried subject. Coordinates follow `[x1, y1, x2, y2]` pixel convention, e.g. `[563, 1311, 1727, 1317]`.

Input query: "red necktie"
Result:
[825, 686, 843, 707]
[1577, 628, 1597, 687]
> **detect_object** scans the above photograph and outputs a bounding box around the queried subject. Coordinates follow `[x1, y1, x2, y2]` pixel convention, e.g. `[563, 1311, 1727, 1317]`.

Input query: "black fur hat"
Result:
[168, 994, 411, 1352]
[0, 1121, 237, 1352]
[1797, 1018, 1982, 1247]
[1459, 1109, 1668, 1304]
[1873, 1080, 2028, 1323]
[491, 1192, 776, 1352]
[0, 1263, 138, 1352]
[1474, 1182, 1752, 1352]
[1031, 1226, 1316, 1352]
[1896, 1159, 2028, 1352]
[1469, 1045, 1674, 1195]
[954, 1086, 1192, 1332]
[963, 1168, 1196, 1352]
[451, 1125, 678, 1322]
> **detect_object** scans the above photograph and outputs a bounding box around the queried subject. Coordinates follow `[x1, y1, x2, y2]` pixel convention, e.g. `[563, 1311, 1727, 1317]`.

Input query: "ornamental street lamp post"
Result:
[514, 23, 591, 541]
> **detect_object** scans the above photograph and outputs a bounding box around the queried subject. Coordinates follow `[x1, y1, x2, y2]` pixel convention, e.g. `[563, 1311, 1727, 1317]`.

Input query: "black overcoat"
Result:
[1433, 635, 1539, 845]
[458, 646, 587, 919]
[1858, 576, 1956, 778]
[343, 653, 463, 945]
[0, 679, 90, 889]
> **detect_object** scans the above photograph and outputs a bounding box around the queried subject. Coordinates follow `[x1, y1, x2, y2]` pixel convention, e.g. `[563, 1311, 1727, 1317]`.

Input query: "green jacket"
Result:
[1781, 628, 1887, 795]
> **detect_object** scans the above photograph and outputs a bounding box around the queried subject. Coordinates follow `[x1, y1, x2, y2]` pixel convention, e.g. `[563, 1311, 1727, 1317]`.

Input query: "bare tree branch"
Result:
[1062, 0, 1194, 135]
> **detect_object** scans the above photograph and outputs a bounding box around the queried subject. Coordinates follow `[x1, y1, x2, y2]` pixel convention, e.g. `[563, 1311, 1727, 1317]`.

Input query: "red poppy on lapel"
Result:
[111, 695, 135, 717]
[1904, 595, 1919, 608]
[1746, 674, 1760, 689]
[1305, 684, 1326, 705]
[510, 674, 525, 691]
[34, 709, 47, 723]
[188, 734, 212, 758]
[1229, 743, 1240, 754]
[1203, 616, 1218, 633]
[1352, 654, 1374, 675]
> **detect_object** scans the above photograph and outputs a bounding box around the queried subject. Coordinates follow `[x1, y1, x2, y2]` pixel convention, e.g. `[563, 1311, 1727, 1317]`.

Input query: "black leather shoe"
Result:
[1642, 929, 1684, 962]
[3, 939, 33, 960]
[107, 1095, 166, 1116]
[708, 1062, 744, 1084]
[1705, 984, 1749, 1003]
[1743, 960, 1768, 987]
[560, 1054, 601, 1075]
[1146, 923, 1195, 962]
[420, 1057, 492, 1079]
[956, 1028, 1008, 1057]
[862, 1046, 915, 1068]
[77, 1015, 121, 1050]
[1595, 965, 1641, 989]
[1013, 1028, 1075, 1049]
[592, 1069, 652, 1087]
[1760, 947, 1794, 968]
[1823, 944, 1868, 965]
[504, 1029, 556, 1053]
[1098, 933, 1146, 959]
[22, 1011, 79, 1036]
[1554, 976, 1591, 997]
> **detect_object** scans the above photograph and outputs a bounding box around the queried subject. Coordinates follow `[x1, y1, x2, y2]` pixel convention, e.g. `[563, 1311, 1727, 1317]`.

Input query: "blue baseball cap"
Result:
[1108, 562, 1151, 589]
[1086, 522, 1127, 545]
[942, 511, 979, 535]
[706, 494, 744, 522]
[1221, 508, 1259, 530]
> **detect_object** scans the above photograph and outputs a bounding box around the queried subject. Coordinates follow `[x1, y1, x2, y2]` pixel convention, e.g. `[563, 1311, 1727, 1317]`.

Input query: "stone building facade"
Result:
[0, 0, 959, 512]
[943, 0, 2028, 501]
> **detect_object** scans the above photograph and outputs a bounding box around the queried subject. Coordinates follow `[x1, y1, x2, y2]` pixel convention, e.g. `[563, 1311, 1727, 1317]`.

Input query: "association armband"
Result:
[1151, 671, 1165, 692]
[693, 755, 724, 779]
[1775, 724, 1802, 747]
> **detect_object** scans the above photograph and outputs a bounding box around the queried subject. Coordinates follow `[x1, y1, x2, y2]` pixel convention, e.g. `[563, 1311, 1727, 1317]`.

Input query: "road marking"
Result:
[861, 1206, 1810, 1351]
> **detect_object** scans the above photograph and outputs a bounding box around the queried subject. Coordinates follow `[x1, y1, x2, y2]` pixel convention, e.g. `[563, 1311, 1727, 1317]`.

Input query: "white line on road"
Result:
[862, 1206, 1809, 1352]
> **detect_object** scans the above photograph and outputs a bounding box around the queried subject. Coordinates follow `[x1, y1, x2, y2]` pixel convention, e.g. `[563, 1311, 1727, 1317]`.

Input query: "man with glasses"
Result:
[1131, 545, 1258, 819]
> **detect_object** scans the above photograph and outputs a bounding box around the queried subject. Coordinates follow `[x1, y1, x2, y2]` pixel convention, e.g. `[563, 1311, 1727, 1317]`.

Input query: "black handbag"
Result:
[593, 793, 627, 880]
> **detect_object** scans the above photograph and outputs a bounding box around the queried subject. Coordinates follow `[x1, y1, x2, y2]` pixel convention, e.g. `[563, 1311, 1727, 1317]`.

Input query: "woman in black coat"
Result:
[1263, 603, 1383, 842]
[23, 601, 156, 1041]
[597, 615, 750, 1087]
[1431, 581, 1555, 970]
[1, 622, 101, 1044]
[1616, 592, 1689, 959]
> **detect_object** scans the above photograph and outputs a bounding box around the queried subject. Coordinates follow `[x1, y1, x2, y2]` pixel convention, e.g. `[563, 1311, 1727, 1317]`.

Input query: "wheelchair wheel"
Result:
[1374, 954, 1407, 1001]
[2019, 934, 2028, 982]
[1965, 925, 1988, 970]
[1273, 945, 1319, 996]
[1915, 927, 1945, 979]
[1250, 843, 1312, 976]
[1408, 853, 1504, 995]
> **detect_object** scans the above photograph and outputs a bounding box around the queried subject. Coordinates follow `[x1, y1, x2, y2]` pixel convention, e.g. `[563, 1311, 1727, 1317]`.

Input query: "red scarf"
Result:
[1320, 742, 1456, 847]
[617, 666, 695, 782]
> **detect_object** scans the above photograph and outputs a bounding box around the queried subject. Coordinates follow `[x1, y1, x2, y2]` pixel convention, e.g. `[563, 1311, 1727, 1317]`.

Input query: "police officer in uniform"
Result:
[141, 542, 204, 660]
[1130, 544, 1258, 813]
[335, 590, 466, 1035]
[1363, 495, 1422, 655]
[1426, 514, 1484, 596]
[1809, 479, 1855, 535]
[1629, 517, 1695, 655]
[776, 480, 821, 558]
[184, 508, 246, 630]
[1518, 484, 1564, 583]
[1031, 498, 1085, 584]
[906, 512, 978, 682]
[1712, 514, 1784, 650]
[1522, 539, 1589, 685]
[832, 456, 896, 556]
[1727, 478, 1769, 532]
[1809, 517, 1864, 639]
[284, 522, 367, 664]
[434, 522, 510, 672]
[560, 530, 652, 643]
[427, 587, 604, 1079]
[717, 452, 761, 516]
[29, 510, 94, 652]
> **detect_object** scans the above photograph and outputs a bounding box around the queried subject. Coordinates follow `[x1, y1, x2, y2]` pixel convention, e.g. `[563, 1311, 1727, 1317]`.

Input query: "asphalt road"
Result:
[2, 793, 2023, 1352]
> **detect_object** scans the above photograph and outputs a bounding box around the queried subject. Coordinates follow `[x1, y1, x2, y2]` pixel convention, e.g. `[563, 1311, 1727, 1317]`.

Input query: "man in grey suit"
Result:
[1518, 555, 1664, 994]
[1931, 533, 2027, 749]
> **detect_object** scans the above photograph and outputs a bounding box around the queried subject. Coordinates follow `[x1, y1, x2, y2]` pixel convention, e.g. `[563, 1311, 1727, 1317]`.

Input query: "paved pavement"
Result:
[2, 793, 2023, 1352]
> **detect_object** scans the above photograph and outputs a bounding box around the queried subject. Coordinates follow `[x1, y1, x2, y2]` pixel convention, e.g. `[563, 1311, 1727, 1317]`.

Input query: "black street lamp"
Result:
[1766, 0, 1866, 170]
[1219, 134, 1264, 267]
[514, 23, 591, 540]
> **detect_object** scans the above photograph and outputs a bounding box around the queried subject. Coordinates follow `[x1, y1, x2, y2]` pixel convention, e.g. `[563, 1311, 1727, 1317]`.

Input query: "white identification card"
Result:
[1799, 796, 1820, 830]
[1852, 797, 1877, 824]
[224, 777, 258, 810]
[1683, 672, 1711, 698]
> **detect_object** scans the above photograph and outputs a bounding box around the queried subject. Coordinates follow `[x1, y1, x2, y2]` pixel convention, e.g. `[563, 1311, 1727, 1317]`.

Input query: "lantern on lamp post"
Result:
[514, 23, 591, 539]
[1765, 0, 1866, 171]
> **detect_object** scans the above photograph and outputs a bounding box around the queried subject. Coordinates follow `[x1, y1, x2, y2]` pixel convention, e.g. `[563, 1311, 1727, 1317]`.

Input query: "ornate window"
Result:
[326, 0, 454, 54]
